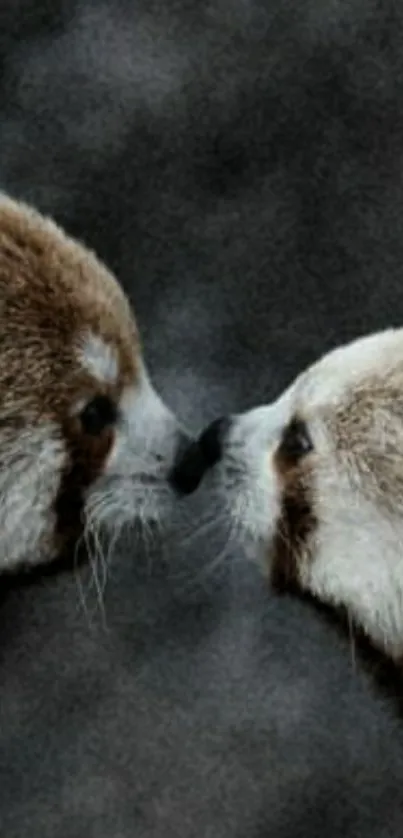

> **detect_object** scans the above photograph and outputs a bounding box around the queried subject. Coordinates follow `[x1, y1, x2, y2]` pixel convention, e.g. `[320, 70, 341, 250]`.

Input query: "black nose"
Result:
[198, 416, 229, 468]
[169, 440, 208, 495]
[168, 416, 230, 496]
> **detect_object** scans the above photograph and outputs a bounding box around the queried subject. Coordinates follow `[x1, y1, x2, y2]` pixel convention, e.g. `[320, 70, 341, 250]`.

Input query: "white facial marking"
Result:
[0, 424, 66, 570]
[86, 366, 182, 529]
[223, 393, 293, 542]
[80, 333, 119, 385]
[107, 369, 177, 473]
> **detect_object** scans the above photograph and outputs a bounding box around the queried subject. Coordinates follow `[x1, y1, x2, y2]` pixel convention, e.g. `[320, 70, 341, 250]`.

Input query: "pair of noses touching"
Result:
[1, 194, 402, 673]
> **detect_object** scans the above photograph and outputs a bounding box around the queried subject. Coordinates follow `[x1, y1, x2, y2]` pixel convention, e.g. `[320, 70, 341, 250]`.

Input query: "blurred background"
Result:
[1, 1, 403, 835]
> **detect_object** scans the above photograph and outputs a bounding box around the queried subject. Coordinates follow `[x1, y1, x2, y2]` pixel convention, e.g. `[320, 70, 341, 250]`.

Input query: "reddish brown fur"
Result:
[0, 197, 143, 565]
[271, 445, 317, 593]
[0, 199, 139, 416]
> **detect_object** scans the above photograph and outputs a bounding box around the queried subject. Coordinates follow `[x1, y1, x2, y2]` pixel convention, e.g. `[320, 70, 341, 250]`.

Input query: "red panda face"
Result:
[177, 329, 403, 660]
[0, 196, 187, 572]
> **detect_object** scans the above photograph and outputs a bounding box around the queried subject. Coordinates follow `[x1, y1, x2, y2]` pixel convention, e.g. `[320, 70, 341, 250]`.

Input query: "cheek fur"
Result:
[0, 424, 66, 572]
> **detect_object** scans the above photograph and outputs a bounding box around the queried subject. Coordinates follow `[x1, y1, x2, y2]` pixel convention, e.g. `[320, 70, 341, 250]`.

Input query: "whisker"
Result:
[73, 532, 94, 629]
[89, 551, 108, 629]
[90, 523, 108, 594]
[347, 611, 357, 674]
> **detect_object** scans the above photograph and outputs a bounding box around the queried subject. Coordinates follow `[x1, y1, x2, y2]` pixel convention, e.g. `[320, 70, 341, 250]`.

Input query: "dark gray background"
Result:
[1, 1, 403, 835]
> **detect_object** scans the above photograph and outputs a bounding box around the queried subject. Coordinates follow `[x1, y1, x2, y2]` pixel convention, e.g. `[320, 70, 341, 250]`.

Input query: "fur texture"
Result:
[212, 329, 403, 661]
[0, 196, 185, 570]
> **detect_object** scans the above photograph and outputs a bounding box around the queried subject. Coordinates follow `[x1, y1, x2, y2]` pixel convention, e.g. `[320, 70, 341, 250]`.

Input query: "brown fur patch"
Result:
[0, 198, 139, 408]
[270, 451, 317, 594]
[0, 197, 142, 562]
[328, 378, 403, 512]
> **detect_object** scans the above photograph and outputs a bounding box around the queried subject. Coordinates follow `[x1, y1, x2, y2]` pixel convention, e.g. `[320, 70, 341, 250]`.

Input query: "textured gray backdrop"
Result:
[1, 1, 403, 835]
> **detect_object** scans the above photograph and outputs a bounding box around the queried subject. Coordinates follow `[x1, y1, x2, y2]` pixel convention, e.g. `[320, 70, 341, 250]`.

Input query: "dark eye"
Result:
[80, 395, 118, 436]
[279, 418, 313, 462]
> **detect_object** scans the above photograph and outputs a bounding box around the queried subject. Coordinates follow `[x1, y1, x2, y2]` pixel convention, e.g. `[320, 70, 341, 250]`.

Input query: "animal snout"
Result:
[198, 416, 230, 467]
[169, 416, 231, 495]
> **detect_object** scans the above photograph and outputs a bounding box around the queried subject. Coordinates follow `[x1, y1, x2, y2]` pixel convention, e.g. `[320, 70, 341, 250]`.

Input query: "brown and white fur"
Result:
[0, 195, 187, 573]
[199, 329, 403, 663]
